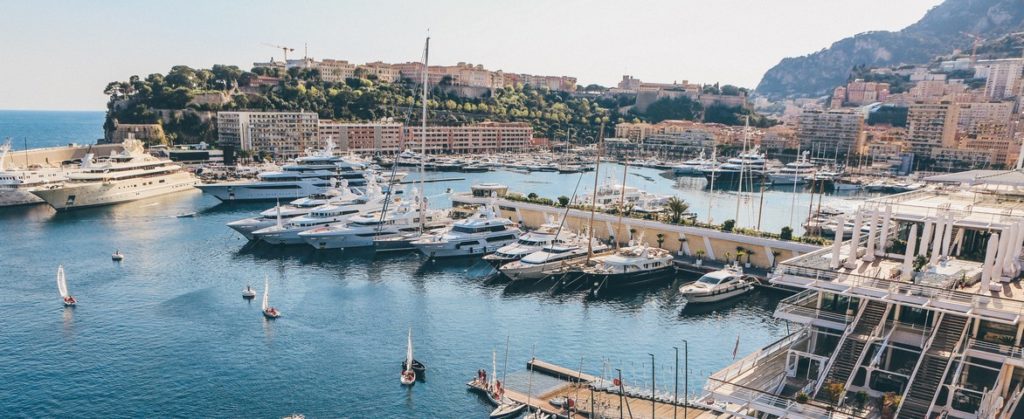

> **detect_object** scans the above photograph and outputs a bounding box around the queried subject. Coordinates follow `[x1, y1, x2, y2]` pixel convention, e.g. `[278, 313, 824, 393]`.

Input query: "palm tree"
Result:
[666, 196, 690, 224]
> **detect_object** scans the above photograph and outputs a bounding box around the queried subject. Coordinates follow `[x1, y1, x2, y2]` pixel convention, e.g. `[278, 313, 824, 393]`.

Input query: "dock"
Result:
[468, 358, 707, 419]
[398, 177, 464, 184]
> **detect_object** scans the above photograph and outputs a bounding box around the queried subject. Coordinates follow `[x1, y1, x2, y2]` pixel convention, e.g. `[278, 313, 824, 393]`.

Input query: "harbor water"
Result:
[1, 111, 868, 417]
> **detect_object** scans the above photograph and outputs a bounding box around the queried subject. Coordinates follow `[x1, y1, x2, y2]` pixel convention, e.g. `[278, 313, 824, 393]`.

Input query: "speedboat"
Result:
[678, 266, 753, 305]
[499, 237, 609, 281]
[242, 284, 256, 299]
[584, 245, 675, 296]
[411, 204, 521, 258]
[111, 250, 124, 261]
[482, 220, 575, 267]
[57, 265, 76, 306]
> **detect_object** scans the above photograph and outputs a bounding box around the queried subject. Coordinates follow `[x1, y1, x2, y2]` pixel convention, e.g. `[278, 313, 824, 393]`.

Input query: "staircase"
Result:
[897, 314, 969, 419]
[814, 300, 889, 401]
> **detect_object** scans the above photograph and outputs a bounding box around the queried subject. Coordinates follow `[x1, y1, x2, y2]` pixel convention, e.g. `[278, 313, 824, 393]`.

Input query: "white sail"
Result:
[262, 276, 270, 311]
[491, 349, 498, 390]
[405, 328, 414, 371]
[56, 265, 68, 298]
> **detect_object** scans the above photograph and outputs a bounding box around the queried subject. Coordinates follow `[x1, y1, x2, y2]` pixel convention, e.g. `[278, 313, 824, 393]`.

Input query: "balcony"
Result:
[966, 338, 1024, 366]
[774, 290, 853, 331]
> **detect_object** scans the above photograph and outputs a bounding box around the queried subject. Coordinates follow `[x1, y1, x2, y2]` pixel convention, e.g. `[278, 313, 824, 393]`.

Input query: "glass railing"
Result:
[774, 290, 852, 327]
[707, 329, 809, 386]
[968, 338, 1024, 360]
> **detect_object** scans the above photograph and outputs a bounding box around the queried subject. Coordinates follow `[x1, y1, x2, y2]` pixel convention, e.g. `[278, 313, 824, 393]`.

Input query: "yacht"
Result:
[226, 184, 361, 240]
[701, 146, 767, 186]
[499, 237, 610, 281]
[677, 266, 754, 305]
[31, 139, 197, 210]
[196, 141, 385, 201]
[673, 149, 716, 176]
[411, 204, 521, 258]
[252, 182, 393, 245]
[574, 182, 671, 212]
[768, 151, 816, 186]
[482, 220, 576, 267]
[299, 197, 451, 250]
[583, 245, 675, 296]
[0, 140, 78, 207]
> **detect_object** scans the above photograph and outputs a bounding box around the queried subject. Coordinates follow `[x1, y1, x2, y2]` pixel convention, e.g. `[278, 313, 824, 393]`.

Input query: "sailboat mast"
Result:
[734, 116, 749, 226]
[586, 122, 605, 261]
[418, 36, 430, 230]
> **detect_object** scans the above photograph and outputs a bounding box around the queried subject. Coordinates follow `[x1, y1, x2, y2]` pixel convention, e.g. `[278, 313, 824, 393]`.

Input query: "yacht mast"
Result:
[587, 123, 605, 262]
[734, 116, 749, 225]
[418, 36, 429, 230]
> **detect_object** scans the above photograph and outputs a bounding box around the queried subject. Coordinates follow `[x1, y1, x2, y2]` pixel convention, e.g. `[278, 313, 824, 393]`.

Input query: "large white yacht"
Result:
[251, 181, 392, 245]
[299, 195, 451, 249]
[31, 139, 197, 210]
[482, 219, 576, 266]
[226, 183, 361, 240]
[701, 146, 767, 185]
[573, 183, 671, 212]
[672, 149, 716, 176]
[0, 141, 77, 207]
[768, 151, 816, 186]
[411, 204, 521, 258]
[582, 245, 675, 296]
[196, 141, 386, 201]
[499, 236, 610, 281]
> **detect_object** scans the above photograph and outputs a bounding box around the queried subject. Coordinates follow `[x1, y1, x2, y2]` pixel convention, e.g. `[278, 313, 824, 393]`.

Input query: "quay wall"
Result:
[2, 144, 123, 169]
[453, 194, 823, 269]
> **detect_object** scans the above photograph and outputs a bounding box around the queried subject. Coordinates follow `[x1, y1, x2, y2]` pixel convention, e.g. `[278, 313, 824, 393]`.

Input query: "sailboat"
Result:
[490, 338, 526, 418]
[57, 264, 76, 306]
[261, 276, 280, 319]
[400, 328, 417, 385]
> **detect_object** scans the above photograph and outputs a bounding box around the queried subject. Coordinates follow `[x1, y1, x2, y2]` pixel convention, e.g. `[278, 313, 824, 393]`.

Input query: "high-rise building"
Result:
[318, 122, 404, 154]
[905, 102, 959, 156]
[981, 58, 1023, 100]
[216, 111, 320, 158]
[795, 109, 864, 153]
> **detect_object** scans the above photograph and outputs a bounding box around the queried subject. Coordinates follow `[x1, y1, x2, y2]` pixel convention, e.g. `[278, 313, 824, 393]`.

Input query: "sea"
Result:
[0, 110, 862, 417]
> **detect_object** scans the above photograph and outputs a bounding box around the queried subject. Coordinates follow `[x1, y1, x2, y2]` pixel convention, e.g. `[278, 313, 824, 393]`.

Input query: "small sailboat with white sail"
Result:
[400, 328, 418, 386]
[57, 264, 76, 306]
[261, 276, 280, 319]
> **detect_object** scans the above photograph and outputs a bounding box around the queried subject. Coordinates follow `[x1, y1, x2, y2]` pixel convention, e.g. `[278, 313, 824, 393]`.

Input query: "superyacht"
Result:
[252, 181, 393, 245]
[768, 150, 816, 186]
[0, 140, 76, 207]
[31, 139, 197, 210]
[226, 182, 361, 240]
[299, 193, 451, 249]
[499, 236, 610, 281]
[482, 219, 577, 267]
[410, 203, 521, 258]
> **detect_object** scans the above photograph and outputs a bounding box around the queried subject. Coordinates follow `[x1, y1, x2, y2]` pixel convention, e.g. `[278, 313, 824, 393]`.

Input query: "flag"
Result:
[732, 334, 741, 360]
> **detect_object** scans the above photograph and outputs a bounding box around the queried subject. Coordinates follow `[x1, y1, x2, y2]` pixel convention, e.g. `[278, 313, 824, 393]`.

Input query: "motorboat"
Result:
[584, 245, 675, 296]
[57, 265, 76, 306]
[411, 203, 521, 258]
[252, 181, 393, 245]
[31, 138, 198, 210]
[242, 284, 256, 299]
[499, 237, 610, 281]
[701, 146, 767, 186]
[111, 250, 124, 261]
[768, 151, 815, 186]
[261, 277, 280, 319]
[226, 185, 360, 240]
[678, 266, 754, 305]
[573, 182, 671, 212]
[490, 402, 526, 419]
[299, 193, 450, 250]
[482, 219, 575, 267]
[672, 149, 716, 176]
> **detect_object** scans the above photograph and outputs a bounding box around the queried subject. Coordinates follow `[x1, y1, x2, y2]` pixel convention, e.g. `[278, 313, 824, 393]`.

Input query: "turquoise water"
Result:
[1, 110, 857, 417]
[0, 110, 105, 149]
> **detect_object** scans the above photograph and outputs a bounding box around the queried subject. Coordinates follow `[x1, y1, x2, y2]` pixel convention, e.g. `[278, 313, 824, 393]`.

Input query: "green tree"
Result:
[666, 197, 690, 223]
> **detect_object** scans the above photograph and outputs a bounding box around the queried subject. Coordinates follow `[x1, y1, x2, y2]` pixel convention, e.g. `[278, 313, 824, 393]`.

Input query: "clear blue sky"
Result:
[0, 0, 943, 111]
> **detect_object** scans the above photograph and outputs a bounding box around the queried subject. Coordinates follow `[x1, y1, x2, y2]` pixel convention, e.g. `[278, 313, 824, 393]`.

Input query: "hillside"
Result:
[756, 0, 1024, 99]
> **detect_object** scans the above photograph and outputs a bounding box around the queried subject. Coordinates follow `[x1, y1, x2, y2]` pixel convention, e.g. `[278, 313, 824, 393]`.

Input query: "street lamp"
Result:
[649, 353, 655, 419]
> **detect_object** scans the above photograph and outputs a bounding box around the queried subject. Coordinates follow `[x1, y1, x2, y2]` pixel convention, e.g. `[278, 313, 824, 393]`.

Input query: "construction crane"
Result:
[961, 32, 985, 65]
[262, 43, 295, 62]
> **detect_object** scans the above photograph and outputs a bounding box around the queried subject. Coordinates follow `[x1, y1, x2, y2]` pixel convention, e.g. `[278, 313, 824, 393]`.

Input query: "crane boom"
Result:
[262, 43, 295, 62]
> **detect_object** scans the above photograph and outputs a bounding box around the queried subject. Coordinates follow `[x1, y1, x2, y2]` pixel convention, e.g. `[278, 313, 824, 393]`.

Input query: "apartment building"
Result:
[979, 58, 1023, 100]
[217, 111, 320, 158]
[357, 62, 400, 83]
[318, 59, 357, 83]
[401, 122, 533, 154]
[905, 102, 959, 156]
[795, 109, 864, 153]
[318, 122, 404, 154]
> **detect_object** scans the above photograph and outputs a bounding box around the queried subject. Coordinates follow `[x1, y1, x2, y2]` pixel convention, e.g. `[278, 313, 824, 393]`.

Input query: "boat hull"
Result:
[31, 172, 198, 210]
[587, 266, 675, 295]
[227, 218, 277, 240]
[0, 189, 45, 207]
[301, 231, 377, 249]
[680, 283, 754, 304]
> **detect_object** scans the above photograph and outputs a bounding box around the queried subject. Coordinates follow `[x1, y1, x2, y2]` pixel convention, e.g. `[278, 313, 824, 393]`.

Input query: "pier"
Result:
[469, 358, 708, 419]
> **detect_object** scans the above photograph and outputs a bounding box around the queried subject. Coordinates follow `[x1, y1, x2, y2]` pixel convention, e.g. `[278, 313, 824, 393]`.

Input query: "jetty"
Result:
[469, 358, 708, 419]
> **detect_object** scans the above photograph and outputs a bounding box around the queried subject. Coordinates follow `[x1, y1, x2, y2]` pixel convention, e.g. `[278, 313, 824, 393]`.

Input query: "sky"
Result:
[0, 0, 945, 111]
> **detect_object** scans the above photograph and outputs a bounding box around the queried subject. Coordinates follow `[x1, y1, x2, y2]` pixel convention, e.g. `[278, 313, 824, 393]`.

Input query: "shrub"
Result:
[780, 226, 793, 241]
[722, 219, 735, 232]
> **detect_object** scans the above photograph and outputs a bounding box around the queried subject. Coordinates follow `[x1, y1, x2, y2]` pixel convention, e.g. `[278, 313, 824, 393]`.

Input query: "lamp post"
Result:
[616, 368, 625, 419]
[673, 346, 679, 419]
[649, 353, 655, 419]
[683, 340, 689, 418]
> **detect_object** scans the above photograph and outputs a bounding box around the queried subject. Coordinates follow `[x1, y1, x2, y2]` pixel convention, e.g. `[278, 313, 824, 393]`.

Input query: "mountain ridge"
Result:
[756, 0, 1024, 99]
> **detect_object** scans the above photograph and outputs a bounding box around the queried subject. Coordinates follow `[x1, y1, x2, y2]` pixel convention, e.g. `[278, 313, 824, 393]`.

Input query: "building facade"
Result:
[318, 122, 404, 154]
[795, 109, 864, 153]
[216, 111, 320, 158]
[906, 102, 959, 157]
